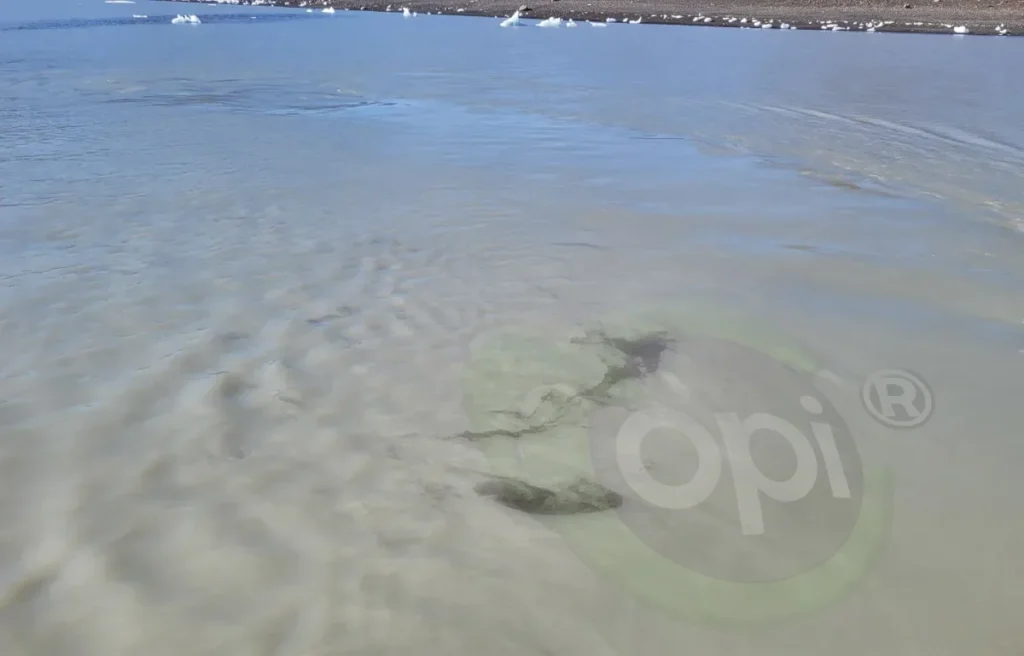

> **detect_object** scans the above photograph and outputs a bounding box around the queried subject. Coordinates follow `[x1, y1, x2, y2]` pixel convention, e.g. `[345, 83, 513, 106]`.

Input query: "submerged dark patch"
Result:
[474, 476, 623, 515]
[458, 329, 674, 515]
[455, 329, 674, 443]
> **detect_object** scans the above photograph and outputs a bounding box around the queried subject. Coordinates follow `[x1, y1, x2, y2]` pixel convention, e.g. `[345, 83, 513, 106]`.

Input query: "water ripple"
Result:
[99, 83, 397, 116]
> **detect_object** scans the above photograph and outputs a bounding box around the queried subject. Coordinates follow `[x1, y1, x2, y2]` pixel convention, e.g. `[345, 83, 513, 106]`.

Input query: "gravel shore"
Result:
[162, 0, 1023, 34]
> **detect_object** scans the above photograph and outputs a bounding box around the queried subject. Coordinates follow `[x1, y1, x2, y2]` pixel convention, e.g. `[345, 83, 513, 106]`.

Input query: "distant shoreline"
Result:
[158, 0, 1024, 35]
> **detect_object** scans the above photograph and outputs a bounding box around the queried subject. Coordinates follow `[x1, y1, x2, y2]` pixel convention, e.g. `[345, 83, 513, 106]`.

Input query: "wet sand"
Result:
[162, 0, 1024, 35]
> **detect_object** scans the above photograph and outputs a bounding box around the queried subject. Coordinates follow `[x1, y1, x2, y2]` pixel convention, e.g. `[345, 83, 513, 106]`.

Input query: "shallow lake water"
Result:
[1, 2, 1023, 654]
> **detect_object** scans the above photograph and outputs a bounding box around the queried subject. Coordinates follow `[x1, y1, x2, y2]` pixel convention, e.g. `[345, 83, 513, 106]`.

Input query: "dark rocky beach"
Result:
[161, 0, 1023, 35]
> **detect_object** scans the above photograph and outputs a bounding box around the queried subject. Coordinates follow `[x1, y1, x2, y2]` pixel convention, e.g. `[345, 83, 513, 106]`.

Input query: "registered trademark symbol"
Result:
[861, 369, 934, 429]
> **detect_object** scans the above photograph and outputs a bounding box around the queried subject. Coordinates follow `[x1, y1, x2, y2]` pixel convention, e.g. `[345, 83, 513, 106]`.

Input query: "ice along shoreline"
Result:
[155, 0, 1023, 35]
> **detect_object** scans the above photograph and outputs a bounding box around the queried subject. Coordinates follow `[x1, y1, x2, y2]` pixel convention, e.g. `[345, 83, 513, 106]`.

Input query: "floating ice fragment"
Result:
[500, 10, 521, 25]
[322, 6, 334, 12]
[566, 18, 577, 26]
[952, 24, 968, 33]
[402, 6, 412, 16]
[537, 16, 562, 26]
[171, 13, 201, 23]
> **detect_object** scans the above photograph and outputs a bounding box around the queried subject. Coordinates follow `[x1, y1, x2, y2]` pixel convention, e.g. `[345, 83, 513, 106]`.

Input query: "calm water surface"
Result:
[1, 2, 1023, 654]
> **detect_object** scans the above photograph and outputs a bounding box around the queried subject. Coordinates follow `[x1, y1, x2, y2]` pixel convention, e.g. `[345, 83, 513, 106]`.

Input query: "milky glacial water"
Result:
[1, 2, 1023, 655]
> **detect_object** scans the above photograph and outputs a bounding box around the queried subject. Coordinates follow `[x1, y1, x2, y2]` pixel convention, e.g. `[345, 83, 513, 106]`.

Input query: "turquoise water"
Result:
[1, 2, 1023, 654]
